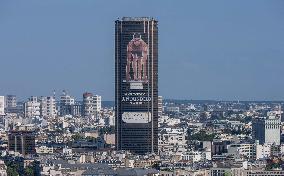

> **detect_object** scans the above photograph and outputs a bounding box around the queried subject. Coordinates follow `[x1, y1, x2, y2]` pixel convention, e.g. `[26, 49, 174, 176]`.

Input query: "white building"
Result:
[40, 96, 57, 118]
[36, 146, 54, 154]
[228, 143, 256, 159]
[24, 96, 40, 118]
[0, 96, 4, 115]
[83, 93, 101, 117]
[256, 142, 271, 160]
[93, 95, 101, 112]
[181, 151, 203, 162]
[83, 92, 94, 117]
[158, 115, 180, 127]
[158, 127, 187, 155]
[60, 90, 75, 105]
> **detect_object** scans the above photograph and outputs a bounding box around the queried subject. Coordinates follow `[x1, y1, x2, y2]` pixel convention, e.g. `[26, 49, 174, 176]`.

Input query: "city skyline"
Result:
[1, 1, 284, 175]
[1, 0, 284, 101]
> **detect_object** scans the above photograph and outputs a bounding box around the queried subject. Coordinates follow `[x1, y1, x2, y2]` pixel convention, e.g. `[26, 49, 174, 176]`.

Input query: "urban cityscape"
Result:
[1, 1, 284, 176]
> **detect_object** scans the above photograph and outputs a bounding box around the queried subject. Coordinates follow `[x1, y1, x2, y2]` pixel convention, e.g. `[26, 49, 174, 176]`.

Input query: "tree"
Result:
[7, 166, 18, 176]
[24, 167, 34, 176]
[224, 171, 232, 176]
[189, 130, 215, 141]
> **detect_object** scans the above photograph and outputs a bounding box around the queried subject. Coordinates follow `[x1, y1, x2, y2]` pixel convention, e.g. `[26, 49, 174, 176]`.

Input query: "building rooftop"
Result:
[120, 17, 156, 21]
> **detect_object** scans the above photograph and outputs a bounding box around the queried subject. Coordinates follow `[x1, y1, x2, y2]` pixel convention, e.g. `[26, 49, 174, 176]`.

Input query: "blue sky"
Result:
[0, 0, 284, 101]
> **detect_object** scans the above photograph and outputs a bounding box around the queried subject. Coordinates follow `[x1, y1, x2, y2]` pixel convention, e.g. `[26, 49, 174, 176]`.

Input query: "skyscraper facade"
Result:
[115, 17, 158, 154]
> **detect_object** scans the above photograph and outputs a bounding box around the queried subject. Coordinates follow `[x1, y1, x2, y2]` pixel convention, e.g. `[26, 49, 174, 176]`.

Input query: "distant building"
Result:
[256, 142, 271, 159]
[5, 95, 17, 108]
[252, 116, 281, 145]
[158, 128, 187, 155]
[36, 146, 54, 154]
[24, 96, 40, 118]
[60, 91, 80, 116]
[8, 130, 36, 155]
[93, 95, 101, 112]
[60, 90, 75, 106]
[40, 96, 57, 118]
[158, 96, 163, 117]
[5, 95, 20, 114]
[228, 143, 256, 160]
[211, 141, 228, 156]
[0, 96, 4, 115]
[83, 92, 102, 117]
[165, 106, 180, 113]
[60, 103, 82, 116]
[83, 92, 94, 117]
[243, 170, 284, 176]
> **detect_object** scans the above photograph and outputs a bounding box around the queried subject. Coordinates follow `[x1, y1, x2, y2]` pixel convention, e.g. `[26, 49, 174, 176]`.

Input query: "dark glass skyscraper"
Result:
[115, 17, 158, 154]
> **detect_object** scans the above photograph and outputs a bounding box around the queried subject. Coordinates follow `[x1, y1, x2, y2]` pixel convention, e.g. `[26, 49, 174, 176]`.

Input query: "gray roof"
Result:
[82, 169, 116, 176]
[116, 168, 159, 176]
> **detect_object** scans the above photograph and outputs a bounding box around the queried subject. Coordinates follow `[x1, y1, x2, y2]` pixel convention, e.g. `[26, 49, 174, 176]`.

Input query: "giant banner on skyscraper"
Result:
[121, 35, 152, 123]
[122, 35, 151, 106]
[126, 37, 148, 85]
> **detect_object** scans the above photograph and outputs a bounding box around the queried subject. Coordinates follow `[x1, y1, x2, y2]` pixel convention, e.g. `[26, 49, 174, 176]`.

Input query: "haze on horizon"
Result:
[0, 0, 283, 101]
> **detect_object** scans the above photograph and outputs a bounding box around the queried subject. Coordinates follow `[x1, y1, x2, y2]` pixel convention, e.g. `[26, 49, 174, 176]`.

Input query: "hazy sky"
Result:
[0, 0, 284, 101]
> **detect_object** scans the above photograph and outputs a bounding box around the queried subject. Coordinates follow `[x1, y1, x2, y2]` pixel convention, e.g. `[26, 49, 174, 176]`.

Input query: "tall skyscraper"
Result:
[115, 17, 158, 154]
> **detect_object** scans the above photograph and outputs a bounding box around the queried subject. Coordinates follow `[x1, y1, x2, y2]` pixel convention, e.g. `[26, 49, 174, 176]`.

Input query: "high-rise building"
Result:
[93, 95, 101, 112]
[60, 90, 75, 106]
[115, 17, 158, 154]
[60, 90, 77, 116]
[24, 96, 41, 118]
[252, 116, 281, 145]
[83, 92, 102, 117]
[0, 96, 4, 115]
[40, 96, 57, 118]
[83, 92, 95, 117]
[5, 95, 17, 108]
